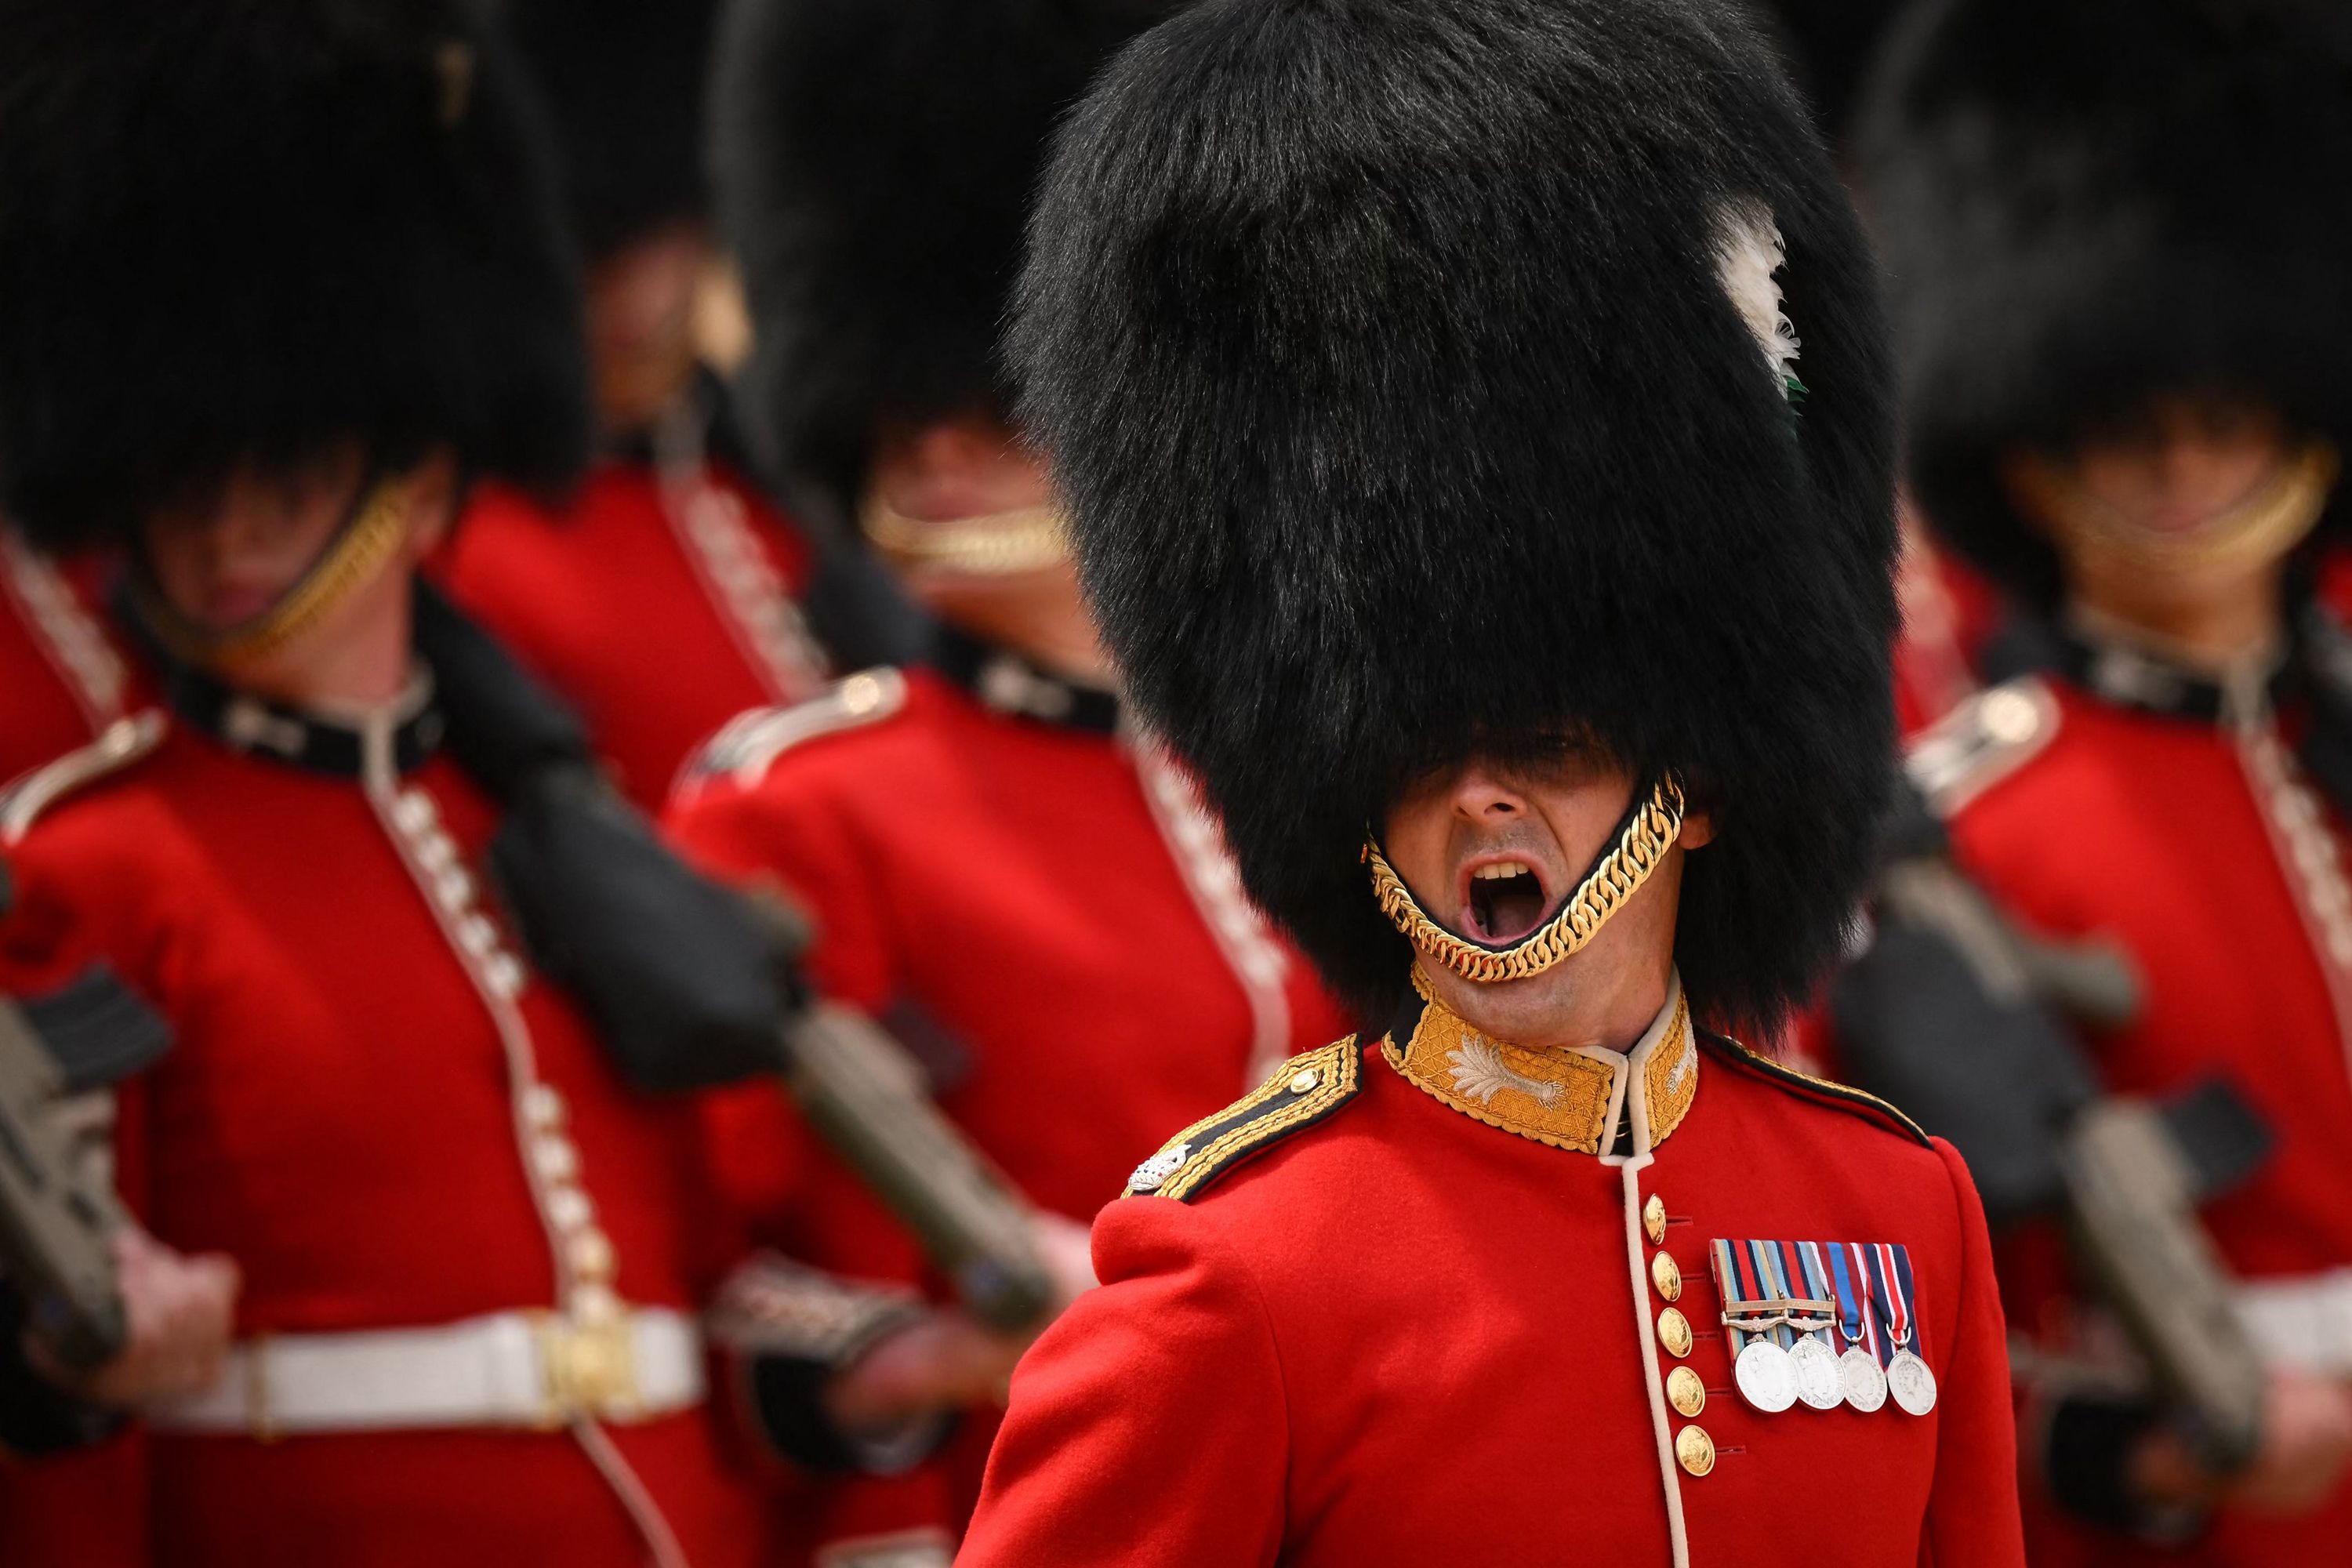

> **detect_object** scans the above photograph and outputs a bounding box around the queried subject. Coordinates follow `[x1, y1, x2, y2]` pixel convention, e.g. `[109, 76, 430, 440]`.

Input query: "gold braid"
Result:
[858, 498, 1069, 577]
[1364, 775, 1686, 985]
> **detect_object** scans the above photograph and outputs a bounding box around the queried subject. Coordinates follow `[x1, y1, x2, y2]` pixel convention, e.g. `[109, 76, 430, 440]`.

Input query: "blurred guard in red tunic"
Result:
[664, 0, 1357, 1555]
[1841, 0, 2352, 1559]
[435, 0, 842, 811]
[955, 1, 2024, 1563]
[0, 5, 994, 1563]
[1, 532, 129, 785]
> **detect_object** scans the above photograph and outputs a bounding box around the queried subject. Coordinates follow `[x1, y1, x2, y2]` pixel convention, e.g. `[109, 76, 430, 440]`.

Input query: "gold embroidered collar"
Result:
[1381, 971, 1697, 1156]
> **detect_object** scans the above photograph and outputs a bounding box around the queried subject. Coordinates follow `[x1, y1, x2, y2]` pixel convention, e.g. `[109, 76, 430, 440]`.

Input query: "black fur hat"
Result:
[1857, 0, 2352, 604]
[710, 0, 1182, 527]
[1015, 0, 1899, 1029]
[502, 0, 722, 261]
[0, 0, 590, 553]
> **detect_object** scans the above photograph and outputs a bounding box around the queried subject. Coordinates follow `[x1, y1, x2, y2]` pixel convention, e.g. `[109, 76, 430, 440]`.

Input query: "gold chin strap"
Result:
[2015, 441, 2341, 581]
[138, 477, 416, 668]
[1365, 775, 1687, 985]
[858, 496, 1070, 577]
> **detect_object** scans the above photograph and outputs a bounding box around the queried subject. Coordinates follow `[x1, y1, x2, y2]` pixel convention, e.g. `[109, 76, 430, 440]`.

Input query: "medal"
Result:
[1734, 1338, 1798, 1413]
[1714, 1239, 1798, 1414]
[1783, 1243, 1843, 1411]
[1827, 1242, 1887, 1412]
[1873, 1242, 1938, 1416]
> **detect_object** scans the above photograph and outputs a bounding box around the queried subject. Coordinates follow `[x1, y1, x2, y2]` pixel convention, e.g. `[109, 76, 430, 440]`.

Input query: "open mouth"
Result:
[1461, 856, 1551, 945]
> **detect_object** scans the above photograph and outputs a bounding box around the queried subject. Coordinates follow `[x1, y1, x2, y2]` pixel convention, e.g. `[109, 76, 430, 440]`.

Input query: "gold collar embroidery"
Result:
[1381, 972, 1697, 1156]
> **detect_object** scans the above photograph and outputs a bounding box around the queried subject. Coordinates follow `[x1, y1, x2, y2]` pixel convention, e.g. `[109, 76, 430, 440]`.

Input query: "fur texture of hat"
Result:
[710, 0, 1182, 527]
[1857, 0, 2352, 604]
[503, 0, 722, 260]
[0, 0, 589, 552]
[1014, 0, 1900, 1029]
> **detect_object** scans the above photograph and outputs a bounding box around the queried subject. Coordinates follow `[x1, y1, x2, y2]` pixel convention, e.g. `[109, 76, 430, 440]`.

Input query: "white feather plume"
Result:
[1713, 197, 1801, 397]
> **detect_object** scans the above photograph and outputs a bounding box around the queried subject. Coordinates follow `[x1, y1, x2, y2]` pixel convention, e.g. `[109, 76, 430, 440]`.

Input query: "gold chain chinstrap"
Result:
[1365, 775, 1686, 985]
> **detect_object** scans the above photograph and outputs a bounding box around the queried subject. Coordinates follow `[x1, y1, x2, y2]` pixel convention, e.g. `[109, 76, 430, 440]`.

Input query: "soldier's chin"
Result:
[1414, 947, 1584, 1043]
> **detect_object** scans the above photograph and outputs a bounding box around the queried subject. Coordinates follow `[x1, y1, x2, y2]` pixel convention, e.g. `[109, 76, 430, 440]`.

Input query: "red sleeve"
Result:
[1922, 1136, 2028, 1567]
[959, 1196, 1287, 1566]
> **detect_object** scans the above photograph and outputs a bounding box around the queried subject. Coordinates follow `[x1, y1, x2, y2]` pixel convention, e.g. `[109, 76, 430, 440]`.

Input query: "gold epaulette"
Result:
[1699, 1033, 1931, 1146]
[0, 712, 166, 848]
[1122, 1037, 1366, 1203]
[675, 668, 909, 797]
[1904, 677, 2060, 818]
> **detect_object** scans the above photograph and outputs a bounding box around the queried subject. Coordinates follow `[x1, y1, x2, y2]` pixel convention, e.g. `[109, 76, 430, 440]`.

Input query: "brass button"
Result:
[1650, 1250, 1682, 1302]
[1666, 1365, 1706, 1417]
[1657, 1306, 1692, 1359]
[1642, 1194, 1667, 1246]
[1675, 1424, 1716, 1477]
[1287, 1069, 1320, 1094]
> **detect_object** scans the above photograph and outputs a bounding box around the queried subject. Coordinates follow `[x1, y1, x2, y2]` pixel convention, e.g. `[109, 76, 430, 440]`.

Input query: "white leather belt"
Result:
[146, 1307, 705, 1437]
[2237, 1271, 2352, 1374]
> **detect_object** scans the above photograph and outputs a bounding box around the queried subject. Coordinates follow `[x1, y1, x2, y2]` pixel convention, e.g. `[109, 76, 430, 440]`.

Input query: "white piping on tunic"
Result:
[1129, 734, 1294, 1086]
[1592, 975, 1692, 1568]
[358, 703, 690, 1568]
[2, 531, 126, 732]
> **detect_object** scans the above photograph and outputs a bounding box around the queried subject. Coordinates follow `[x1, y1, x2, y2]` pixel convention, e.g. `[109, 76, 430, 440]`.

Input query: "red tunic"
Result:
[0, 535, 128, 784]
[960, 982, 2025, 1567]
[438, 449, 825, 811]
[663, 646, 1357, 1549]
[0, 690, 771, 1568]
[1933, 660, 2352, 1564]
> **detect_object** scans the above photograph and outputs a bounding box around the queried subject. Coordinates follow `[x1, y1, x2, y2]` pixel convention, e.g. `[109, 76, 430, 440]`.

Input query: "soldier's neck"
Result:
[2064, 561, 2285, 676]
[1414, 953, 1675, 1057]
[213, 572, 419, 715]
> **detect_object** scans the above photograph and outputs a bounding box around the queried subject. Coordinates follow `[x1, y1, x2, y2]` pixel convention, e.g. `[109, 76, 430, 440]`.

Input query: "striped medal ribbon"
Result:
[1870, 1242, 1938, 1416]
[1826, 1241, 1889, 1412]
[1780, 1242, 1845, 1411]
[1714, 1238, 1796, 1414]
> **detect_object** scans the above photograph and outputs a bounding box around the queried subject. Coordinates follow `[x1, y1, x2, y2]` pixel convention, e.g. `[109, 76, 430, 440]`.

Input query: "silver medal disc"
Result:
[1789, 1334, 1843, 1410]
[1733, 1339, 1798, 1414]
[1838, 1346, 1888, 1413]
[1886, 1348, 1938, 1416]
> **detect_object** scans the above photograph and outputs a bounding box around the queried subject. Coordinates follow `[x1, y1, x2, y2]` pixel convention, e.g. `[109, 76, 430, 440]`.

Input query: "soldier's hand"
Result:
[2230, 1372, 2352, 1514]
[29, 1228, 240, 1409]
[2134, 1370, 2352, 1516]
[826, 1308, 1031, 1430]
[1031, 1209, 1098, 1308]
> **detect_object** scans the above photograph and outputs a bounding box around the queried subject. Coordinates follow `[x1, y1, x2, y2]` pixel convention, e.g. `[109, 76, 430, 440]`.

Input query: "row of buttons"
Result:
[388, 783, 622, 1321]
[1644, 1191, 1715, 1477]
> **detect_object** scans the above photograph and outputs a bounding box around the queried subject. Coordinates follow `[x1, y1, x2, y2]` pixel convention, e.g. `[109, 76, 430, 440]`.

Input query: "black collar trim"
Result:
[926, 622, 1122, 735]
[124, 601, 442, 779]
[1994, 615, 2288, 725]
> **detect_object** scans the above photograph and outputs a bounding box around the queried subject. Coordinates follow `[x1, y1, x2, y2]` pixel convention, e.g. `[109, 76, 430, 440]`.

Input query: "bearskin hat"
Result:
[502, 0, 722, 261]
[1857, 0, 2352, 604]
[710, 0, 1183, 528]
[1014, 0, 1899, 1029]
[0, 0, 589, 553]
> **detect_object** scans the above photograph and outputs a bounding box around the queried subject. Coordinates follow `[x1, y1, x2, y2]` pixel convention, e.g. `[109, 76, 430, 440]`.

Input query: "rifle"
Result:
[415, 587, 1057, 1334]
[0, 862, 162, 1372]
[1834, 780, 2270, 1471]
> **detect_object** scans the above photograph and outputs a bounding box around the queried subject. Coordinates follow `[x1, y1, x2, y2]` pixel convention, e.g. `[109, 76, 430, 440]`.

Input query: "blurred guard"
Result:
[0, 4, 980, 1563]
[1853, 0, 2352, 1558]
[956, 0, 2023, 1562]
[666, 0, 1357, 1552]
[437, 0, 837, 809]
